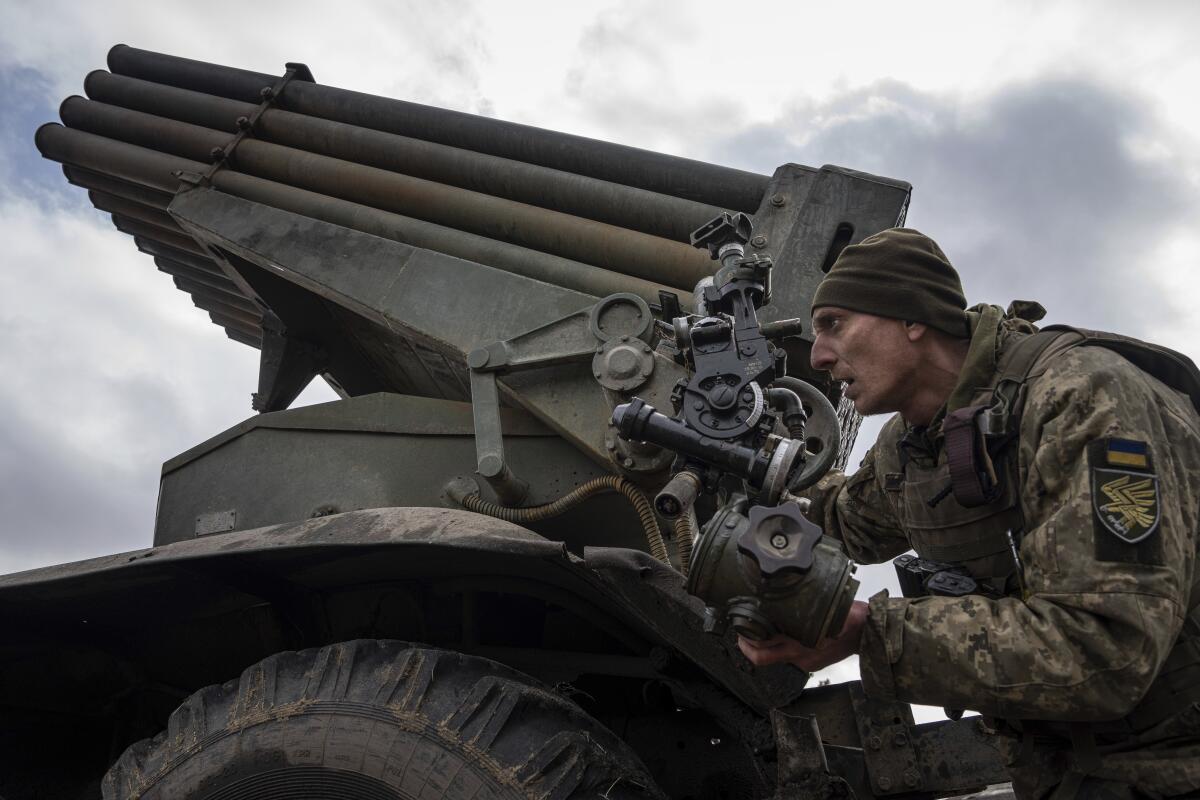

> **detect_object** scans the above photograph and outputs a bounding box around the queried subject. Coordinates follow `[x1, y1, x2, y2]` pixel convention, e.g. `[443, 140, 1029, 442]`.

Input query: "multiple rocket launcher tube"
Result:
[37, 45, 773, 346]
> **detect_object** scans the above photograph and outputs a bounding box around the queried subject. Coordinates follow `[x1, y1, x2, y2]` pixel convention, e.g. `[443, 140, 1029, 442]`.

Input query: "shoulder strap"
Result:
[945, 329, 1079, 508]
[979, 329, 1082, 438]
[1042, 325, 1200, 414]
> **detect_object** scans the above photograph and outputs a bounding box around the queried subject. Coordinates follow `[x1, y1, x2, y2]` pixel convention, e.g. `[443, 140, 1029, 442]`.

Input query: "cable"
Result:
[458, 475, 670, 564]
[673, 513, 694, 577]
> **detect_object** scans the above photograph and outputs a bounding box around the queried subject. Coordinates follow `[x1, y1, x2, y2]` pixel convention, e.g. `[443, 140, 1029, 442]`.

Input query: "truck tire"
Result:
[103, 640, 664, 800]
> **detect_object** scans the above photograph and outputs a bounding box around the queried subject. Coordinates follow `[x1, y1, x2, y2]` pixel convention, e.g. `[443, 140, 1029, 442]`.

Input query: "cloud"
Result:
[716, 76, 1200, 344]
[0, 186, 270, 571]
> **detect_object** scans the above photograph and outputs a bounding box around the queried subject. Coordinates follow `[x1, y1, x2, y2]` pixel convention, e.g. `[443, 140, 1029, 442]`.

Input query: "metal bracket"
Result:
[174, 61, 315, 189]
[251, 311, 327, 413]
[465, 293, 659, 503]
[771, 709, 855, 799]
[849, 682, 923, 795]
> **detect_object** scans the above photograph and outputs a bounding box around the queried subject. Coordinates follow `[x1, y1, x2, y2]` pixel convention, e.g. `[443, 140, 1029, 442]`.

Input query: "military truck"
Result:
[9, 45, 1009, 799]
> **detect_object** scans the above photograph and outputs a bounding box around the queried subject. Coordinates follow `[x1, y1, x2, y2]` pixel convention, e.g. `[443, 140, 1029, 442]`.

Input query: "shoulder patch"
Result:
[1092, 469, 1160, 543]
[1088, 439, 1165, 565]
[1103, 437, 1151, 470]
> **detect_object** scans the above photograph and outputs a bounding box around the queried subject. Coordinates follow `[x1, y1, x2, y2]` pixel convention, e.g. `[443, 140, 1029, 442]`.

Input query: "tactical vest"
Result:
[880, 321, 1200, 737]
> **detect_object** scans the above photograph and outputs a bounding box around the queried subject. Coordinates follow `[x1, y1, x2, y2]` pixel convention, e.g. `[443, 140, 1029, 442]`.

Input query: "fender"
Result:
[0, 507, 806, 796]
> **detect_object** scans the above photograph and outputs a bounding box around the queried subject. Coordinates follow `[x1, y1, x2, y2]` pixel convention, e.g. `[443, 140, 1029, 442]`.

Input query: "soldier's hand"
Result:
[736, 600, 868, 671]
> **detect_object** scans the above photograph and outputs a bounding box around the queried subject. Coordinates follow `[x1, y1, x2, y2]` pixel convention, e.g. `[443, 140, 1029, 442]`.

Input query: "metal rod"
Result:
[46, 112, 712, 290]
[135, 238, 224, 276]
[84, 71, 727, 242]
[230, 138, 712, 289]
[106, 44, 770, 211]
[172, 276, 257, 313]
[225, 328, 262, 348]
[154, 257, 243, 296]
[207, 309, 261, 340]
[36, 123, 202, 193]
[64, 165, 172, 209]
[61, 96, 226, 164]
[190, 295, 261, 327]
[209, 171, 692, 306]
[85, 69, 254, 133]
[89, 190, 184, 235]
[111, 215, 205, 256]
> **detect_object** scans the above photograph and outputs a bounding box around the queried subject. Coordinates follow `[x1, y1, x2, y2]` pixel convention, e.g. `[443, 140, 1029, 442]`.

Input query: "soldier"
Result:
[738, 229, 1200, 798]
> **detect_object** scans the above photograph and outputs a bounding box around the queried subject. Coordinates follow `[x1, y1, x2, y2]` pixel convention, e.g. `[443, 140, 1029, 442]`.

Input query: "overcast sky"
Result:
[2, 0, 1198, 702]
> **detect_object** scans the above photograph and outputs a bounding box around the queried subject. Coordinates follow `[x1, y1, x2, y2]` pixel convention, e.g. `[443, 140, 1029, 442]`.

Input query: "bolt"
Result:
[894, 733, 908, 747]
[236, 115, 251, 130]
[868, 735, 882, 750]
[770, 193, 786, 207]
[725, 517, 738, 529]
[877, 775, 893, 791]
[467, 348, 490, 369]
[693, 401, 704, 411]
[709, 737, 721, 746]
[260, 86, 274, 99]
[751, 235, 767, 248]
[904, 769, 920, 788]
[209, 147, 225, 162]
[623, 457, 635, 468]
[770, 533, 788, 549]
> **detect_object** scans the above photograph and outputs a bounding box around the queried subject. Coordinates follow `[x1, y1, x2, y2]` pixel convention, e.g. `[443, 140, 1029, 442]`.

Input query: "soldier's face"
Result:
[809, 307, 919, 417]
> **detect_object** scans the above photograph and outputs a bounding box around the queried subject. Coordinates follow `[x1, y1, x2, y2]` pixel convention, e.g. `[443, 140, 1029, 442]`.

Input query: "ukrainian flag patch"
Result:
[1105, 438, 1150, 470]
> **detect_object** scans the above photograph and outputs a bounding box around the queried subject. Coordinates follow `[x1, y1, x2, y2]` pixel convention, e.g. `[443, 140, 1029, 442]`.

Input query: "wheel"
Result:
[103, 640, 664, 800]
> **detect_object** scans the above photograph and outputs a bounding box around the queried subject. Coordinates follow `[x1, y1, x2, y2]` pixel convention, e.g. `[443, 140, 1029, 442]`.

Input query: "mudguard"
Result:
[0, 507, 805, 797]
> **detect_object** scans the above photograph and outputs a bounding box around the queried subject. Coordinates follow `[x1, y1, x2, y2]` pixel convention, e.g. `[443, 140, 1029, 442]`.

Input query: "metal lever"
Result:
[467, 367, 529, 506]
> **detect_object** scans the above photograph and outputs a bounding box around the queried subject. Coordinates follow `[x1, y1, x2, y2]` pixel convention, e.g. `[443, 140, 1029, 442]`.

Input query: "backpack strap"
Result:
[1042, 325, 1200, 414]
[945, 329, 1080, 507]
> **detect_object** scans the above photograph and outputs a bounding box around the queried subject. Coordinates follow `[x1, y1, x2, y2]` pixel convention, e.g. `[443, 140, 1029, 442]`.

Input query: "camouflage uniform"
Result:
[807, 305, 1200, 797]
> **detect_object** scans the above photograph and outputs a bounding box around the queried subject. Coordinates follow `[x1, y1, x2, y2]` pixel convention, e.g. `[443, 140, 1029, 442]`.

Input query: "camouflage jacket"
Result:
[806, 305, 1200, 794]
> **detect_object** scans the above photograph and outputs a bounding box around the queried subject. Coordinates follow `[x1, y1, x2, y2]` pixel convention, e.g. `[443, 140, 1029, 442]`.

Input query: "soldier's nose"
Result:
[810, 339, 835, 371]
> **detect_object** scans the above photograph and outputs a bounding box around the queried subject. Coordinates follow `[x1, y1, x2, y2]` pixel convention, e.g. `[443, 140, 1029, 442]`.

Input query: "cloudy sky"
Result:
[2, 1, 1198, 700]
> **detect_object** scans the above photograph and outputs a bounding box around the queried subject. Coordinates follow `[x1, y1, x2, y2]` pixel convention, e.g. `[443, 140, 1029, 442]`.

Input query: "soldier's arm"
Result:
[805, 434, 911, 565]
[856, 346, 1198, 719]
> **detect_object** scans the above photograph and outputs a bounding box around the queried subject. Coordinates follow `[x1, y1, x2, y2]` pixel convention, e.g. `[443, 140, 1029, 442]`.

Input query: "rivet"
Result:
[751, 235, 767, 248]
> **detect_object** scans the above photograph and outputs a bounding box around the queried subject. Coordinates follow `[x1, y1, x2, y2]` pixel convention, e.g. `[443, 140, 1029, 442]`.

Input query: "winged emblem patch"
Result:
[1092, 468, 1160, 543]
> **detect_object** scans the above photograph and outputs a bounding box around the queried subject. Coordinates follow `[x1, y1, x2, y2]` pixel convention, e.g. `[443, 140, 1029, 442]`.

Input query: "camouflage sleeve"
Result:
[806, 440, 911, 565]
[857, 346, 1199, 719]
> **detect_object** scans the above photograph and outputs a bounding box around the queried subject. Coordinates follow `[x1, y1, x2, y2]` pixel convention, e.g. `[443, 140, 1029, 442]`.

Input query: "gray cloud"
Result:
[714, 77, 1199, 338]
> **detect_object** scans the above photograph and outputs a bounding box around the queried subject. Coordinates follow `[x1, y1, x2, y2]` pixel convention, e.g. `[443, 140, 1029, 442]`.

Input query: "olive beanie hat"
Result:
[811, 228, 970, 338]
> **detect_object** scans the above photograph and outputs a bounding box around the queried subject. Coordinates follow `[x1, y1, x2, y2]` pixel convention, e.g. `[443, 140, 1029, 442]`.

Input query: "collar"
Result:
[900, 304, 1007, 448]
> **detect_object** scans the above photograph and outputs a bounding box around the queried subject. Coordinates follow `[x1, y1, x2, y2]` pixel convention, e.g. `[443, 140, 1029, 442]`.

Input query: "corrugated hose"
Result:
[674, 514, 693, 577]
[458, 475, 670, 565]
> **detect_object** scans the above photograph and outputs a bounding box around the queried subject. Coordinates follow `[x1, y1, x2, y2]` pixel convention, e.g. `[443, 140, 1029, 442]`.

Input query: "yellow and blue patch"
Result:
[1104, 438, 1150, 470]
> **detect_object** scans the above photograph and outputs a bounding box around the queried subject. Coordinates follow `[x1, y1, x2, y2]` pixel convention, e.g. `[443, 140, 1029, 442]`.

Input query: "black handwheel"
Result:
[770, 376, 840, 490]
[103, 640, 664, 800]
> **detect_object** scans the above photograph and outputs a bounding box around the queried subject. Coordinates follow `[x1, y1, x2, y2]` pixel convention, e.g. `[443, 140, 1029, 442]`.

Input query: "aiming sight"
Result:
[613, 213, 859, 647]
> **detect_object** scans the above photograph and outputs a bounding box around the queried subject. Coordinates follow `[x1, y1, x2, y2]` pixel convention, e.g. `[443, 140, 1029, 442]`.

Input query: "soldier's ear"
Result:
[903, 321, 928, 342]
